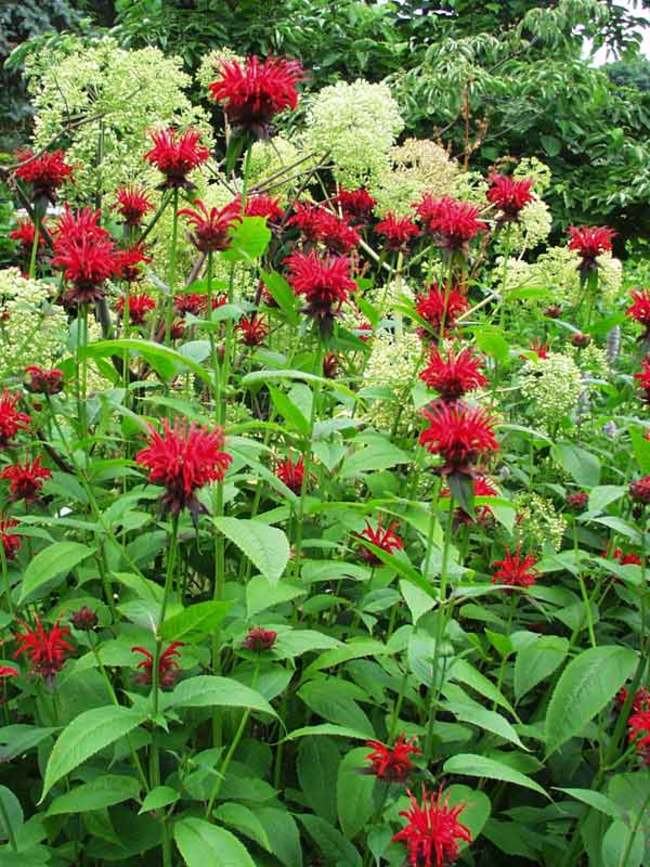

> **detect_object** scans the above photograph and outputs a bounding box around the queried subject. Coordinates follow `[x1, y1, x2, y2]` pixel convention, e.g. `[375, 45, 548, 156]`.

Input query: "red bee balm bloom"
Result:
[355, 519, 404, 565]
[629, 476, 650, 504]
[144, 128, 210, 189]
[287, 204, 360, 254]
[323, 352, 339, 378]
[114, 186, 154, 225]
[376, 213, 420, 252]
[25, 366, 64, 395]
[0, 518, 21, 561]
[420, 347, 487, 402]
[492, 548, 539, 588]
[1, 457, 51, 501]
[393, 787, 472, 867]
[419, 403, 499, 476]
[116, 292, 156, 325]
[209, 56, 304, 137]
[70, 606, 98, 631]
[0, 666, 18, 679]
[13, 617, 74, 681]
[627, 290, 650, 343]
[332, 188, 376, 223]
[487, 174, 534, 221]
[114, 245, 151, 283]
[10, 219, 44, 253]
[568, 226, 616, 276]
[609, 548, 642, 566]
[634, 356, 650, 403]
[52, 208, 119, 305]
[238, 314, 269, 346]
[0, 391, 30, 447]
[616, 686, 650, 713]
[178, 198, 241, 252]
[415, 195, 487, 254]
[365, 735, 421, 782]
[415, 285, 469, 338]
[242, 627, 277, 652]
[566, 491, 589, 511]
[245, 194, 284, 222]
[14, 149, 73, 202]
[628, 709, 650, 764]
[136, 418, 232, 516]
[284, 250, 355, 332]
[132, 642, 183, 689]
[275, 456, 306, 494]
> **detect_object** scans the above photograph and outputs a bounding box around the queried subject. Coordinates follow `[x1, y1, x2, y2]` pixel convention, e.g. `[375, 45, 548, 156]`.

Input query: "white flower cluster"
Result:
[371, 138, 459, 216]
[513, 157, 552, 193]
[571, 342, 609, 379]
[248, 137, 306, 197]
[519, 351, 583, 429]
[362, 329, 422, 430]
[515, 492, 567, 552]
[506, 198, 553, 253]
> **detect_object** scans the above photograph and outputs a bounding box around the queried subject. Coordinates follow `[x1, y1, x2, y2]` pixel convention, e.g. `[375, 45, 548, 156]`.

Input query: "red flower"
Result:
[70, 606, 98, 631]
[419, 402, 498, 476]
[528, 339, 549, 359]
[0, 390, 30, 447]
[178, 198, 241, 252]
[545, 304, 562, 319]
[0, 518, 21, 561]
[365, 735, 421, 782]
[355, 518, 404, 565]
[114, 186, 154, 225]
[209, 56, 304, 136]
[323, 352, 339, 378]
[144, 128, 210, 189]
[415, 285, 469, 338]
[114, 245, 151, 283]
[491, 548, 539, 588]
[629, 476, 650, 505]
[486, 174, 534, 221]
[13, 616, 74, 681]
[238, 314, 269, 346]
[415, 195, 487, 254]
[393, 787, 472, 867]
[571, 332, 591, 348]
[566, 491, 589, 511]
[10, 219, 44, 253]
[0, 666, 18, 679]
[628, 709, 650, 764]
[634, 356, 650, 403]
[627, 290, 650, 343]
[174, 293, 207, 316]
[616, 686, 650, 713]
[52, 208, 119, 305]
[116, 292, 156, 325]
[420, 347, 487, 402]
[245, 194, 284, 222]
[242, 627, 277, 652]
[442, 475, 498, 524]
[1, 457, 51, 501]
[568, 226, 616, 268]
[287, 204, 360, 254]
[284, 250, 355, 332]
[54, 206, 108, 245]
[376, 213, 420, 252]
[14, 149, 73, 201]
[136, 418, 232, 516]
[332, 188, 376, 223]
[611, 548, 643, 566]
[132, 642, 183, 688]
[25, 366, 64, 396]
[275, 455, 306, 494]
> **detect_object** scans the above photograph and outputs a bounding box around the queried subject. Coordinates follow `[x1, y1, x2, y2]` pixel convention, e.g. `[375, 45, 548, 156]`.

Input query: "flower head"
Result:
[275, 455, 306, 494]
[634, 356, 650, 403]
[135, 418, 232, 516]
[364, 735, 421, 782]
[284, 250, 355, 333]
[132, 642, 183, 689]
[144, 128, 210, 189]
[14, 149, 73, 202]
[1, 457, 51, 501]
[114, 187, 154, 225]
[178, 198, 241, 252]
[376, 213, 420, 252]
[52, 208, 119, 305]
[419, 402, 499, 476]
[628, 709, 650, 764]
[0, 391, 30, 447]
[0, 518, 21, 561]
[245, 194, 284, 222]
[627, 290, 650, 342]
[116, 292, 156, 325]
[287, 204, 360, 254]
[487, 174, 534, 221]
[209, 56, 304, 137]
[114, 245, 151, 283]
[616, 686, 650, 713]
[420, 347, 487, 402]
[242, 627, 277, 652]
[491, 548, 539, 588]
[415, 285, 468, 338]
[568, 226, 616, 276]
[238, 314, 269, 346]
[24, 366, 64, 396]
[566, 491, 589, 511]
[332, 187, 376, 223]
[13, 616, 74, 682]
[415, 195, 487, 254]
[629, 476, 650, 505]
[355, 518, 403, 565]
[10, 219, 44, 253]
[609, 547, 642, 566]
[0, 666, 18, 679]
[323, 352, 339, 378]
[393, 787, 472, 867]
[70, 606, 98, 631]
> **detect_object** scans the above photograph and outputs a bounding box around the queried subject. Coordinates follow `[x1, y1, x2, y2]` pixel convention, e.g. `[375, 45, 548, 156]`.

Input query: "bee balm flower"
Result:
[392, 787, 472, 867]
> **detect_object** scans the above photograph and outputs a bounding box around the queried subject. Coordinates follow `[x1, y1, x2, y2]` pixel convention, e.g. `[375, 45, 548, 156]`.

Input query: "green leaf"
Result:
[285, 724, 370, 741]
[630, 427, 650, 474]
[222, 216, 271, 263]
[174, 816, 256, 867]
[260, 271, 299, 325]
[445, 784, 491, 848]
[443, 754, 547, 797]
[555, 788, 626, 820]
[160, 601, 231, 644]
[246, 576, 306, 619]
[444, 700, 525, 749]
[545, 646, 638, 755]
[213, 517, 289, 584]
[340, 437, 410, 478]
[164, 675, 276, 717]
[46, 774, 140, 816]
[0, 787, 22, 843]
[602, 820, 645, 867]
[139, 785, 180, 814]
[541, 134, 561, 156]
[213, 802, 272, 852]
[298, 815, 362, 867]
[19, 542, 95, 604]
[474, 326, 510, 365]
[449, 658, 516, 716]
[588, 486, 627, 514]
[514, 635, 569, 701]
[337, 747, 375, 839]
[257, 807, 302, 867]
[298, 737, 339, 824]
[0, 725, 56, 761]
[552, 443, 601, 487]
[41, 706, 147, 801]
[85, 339, 212, 385]
[268, 385, 310, 436]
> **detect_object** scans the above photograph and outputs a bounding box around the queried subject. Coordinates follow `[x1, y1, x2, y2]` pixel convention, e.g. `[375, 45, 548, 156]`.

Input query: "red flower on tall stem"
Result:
[376, 213, 420, 252]
[0, 517, 21, 561]
[135, 418, 232, 516]
[238, 314, 269, 346]
[355, 518, 403, 565]
[634, 356, 650, 403]
[420, 347, 487, 402]
[114, 186, 154, 225]
[13, 616, 74, 682]
[275, 455, 306, 494]
[10, 219, 44, 253]
[609, 547, 642, 566]
[144, 128, 210, 189]
[628, 709, 650, 764]
[284, 250, 355, 333]
[415, 284, 469, 338]
[393, 787, 472, 867]
[415, 195, 487, 254]
[209, 56, 304, 137]
[616, 686, 650, 713]
[14, 149, 73, 202]
[242, 627, 277, 652]
[568, 226, 616, 277]
[491, 548, 539, 588]
[629, 476, 650, 505]
[52, 208, 119, 305]
[1, 457, 51, 501]
[364, 735, 421, 782]
[178, 198, 241, 252]
[114, 245, 151, 283]
[332, 187, 376, 223]
[627, 289, 650, 343]
[288, 204, 360, 254]
[486, 174, 534, 221]
[245, 194, 284, 222]
[132, 642, 183, 688]
[0, 390, 30, 447]
[419, 402, 499, 476]
[116, 292, 156, 325]
[24, 366, 64, 396]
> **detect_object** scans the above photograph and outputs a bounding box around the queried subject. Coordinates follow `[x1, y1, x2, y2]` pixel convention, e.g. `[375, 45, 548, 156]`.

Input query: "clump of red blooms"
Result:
[415, 195, 488, 254]
[0, 390, 30, 447]
[178, 198, 241, 252]
[13, 617, 74, 682]
[24, 366, 64, 396]
[355, 518, 404, 565]
[376, 213, 420, 252]
[244, 194, 284, 222]
[415, 285, 469, 338]
[332, 188, 376, 223]
[114, 245, 151, 283]
[70, 606, 98, 631]
[609, 547, 642, 566]
[14, 148, 73, 202]
[616, 686, 650, 713]
[238, 314, 269, 346]
[393, 786, 472, 867]
[114, 186, 154, 225]
[135, 418, 232, 516]
[626, 289, 650, 343]
[420, 347, 487, 402]
[442, 476, 498, 524]
[0, 517, 21, 560]
[144, 128, 210, 189]
[544, 304, 562, 319]
[567, 225, 616, 277]
[288, 203, 360, 254]
[116, 292, 156, 325]
[486, 174, 534, 221]
[566, 491, 589, 511]
[275, 455, 306, 494]
[634, 356, 650, 403]
[491, 548, 539, 588]
[242, 627, 277, 652]
[132, 642, 183, 688]
[419, 402, 499, 477]
[364, 735, 421, 783]
[1, 457, 51, 502]
[209, 56, 304, 137]
[628, 475, 650, 505]
[284, 250, 356, 333]
[10, 219, 44, 253]
[174, 293, 208, 316]
[628, 708, 650, 764]
[571, 332, 591, 348]
[52, 207, 119, 305]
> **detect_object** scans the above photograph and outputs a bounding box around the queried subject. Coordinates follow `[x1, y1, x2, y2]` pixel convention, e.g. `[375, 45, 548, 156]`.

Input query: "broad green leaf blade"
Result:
[445, 784, 491, 849]
[0, 786, 23, 843]
[85, 339, 212, 385]
[213, 517, 289, 584]
[545, 645, 638, 755]
[213, 803, 272, 852]
[555, 788, 626, 820]
[298, 815, 362, 867]
[41, 706, 147, 801]
[337, 747, 375, 840]
[514, 635, 569, 701]
[552, 443, 601, 487]
[160, 601, 231, 644]
[164, 675, 276, 717]
[46, 774, 140, 816]
[602, 820, 645, 867]
[19, 542, 95, 604]
[139, 785, 180, 814]
[174, 816, 256, 867]
[443, 754, 548, 797]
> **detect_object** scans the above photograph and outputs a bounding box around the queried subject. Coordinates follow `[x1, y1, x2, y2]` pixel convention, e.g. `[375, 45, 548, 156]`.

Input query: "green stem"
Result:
[0, 539, 14, 618]
[28, 222, 40, 279]
[165, 189, 179, 344]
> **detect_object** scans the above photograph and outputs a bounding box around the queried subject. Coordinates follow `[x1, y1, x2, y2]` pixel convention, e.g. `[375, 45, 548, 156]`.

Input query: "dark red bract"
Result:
[288, 204, 360, 254]
[114, 245, 151, 283]
[144, 128, 210, 189]
[275, 455, 306, 494]
[419, 402, 499, 476]
[116, 292, 156, 325]
[132, 642, 183, 689]
[0, 390, 30, 447]
[420, 347, 487, 402]
[70, 606, 98, 631]
[487, 174, 534, 221]
[178, 198, 241, 252]
[491, 548, 539, 588]
[238, 314, 269, 346]
[14, 149, 73, 202]
[242, 627, 277, 652]
[629, 476, 650, 505]
[566, 491, 589, 511]
[284, 250, 355, 332]
[393, 787, 472, 867]
[25, 366, 64, 396]
[1, 457, 51, 501]
[14, 617, 74, 682]
[364, 735, 420, 782]
[0, 517, 21, 561]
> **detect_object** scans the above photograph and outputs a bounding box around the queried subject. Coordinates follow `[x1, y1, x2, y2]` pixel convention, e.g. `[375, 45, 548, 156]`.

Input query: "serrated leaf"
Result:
[213, 517, 289, 584]
[174, 816, 256, 866]
[19, 542, 95, 604]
